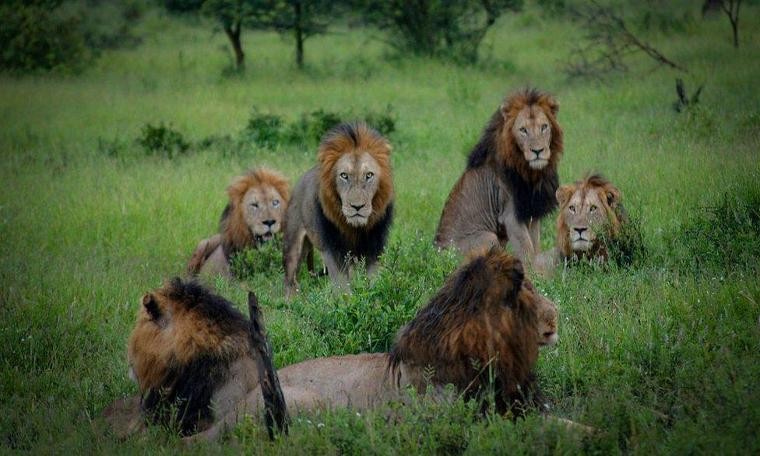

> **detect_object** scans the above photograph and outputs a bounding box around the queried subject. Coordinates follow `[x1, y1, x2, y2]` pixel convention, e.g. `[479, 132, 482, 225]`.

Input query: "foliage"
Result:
[263, 0, 336, 68]
[361, 0, 523, 63]
[163, 0, 205, 13]
[230, 238, 284, 278]
[136, 123, 191, 158]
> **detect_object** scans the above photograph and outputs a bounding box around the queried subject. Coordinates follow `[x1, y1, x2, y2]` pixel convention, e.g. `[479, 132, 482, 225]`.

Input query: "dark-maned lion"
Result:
[187, 168, 290, 277]
[194, 247, 559, 441]
[435, 89, 563, 267]
[102, 278, 287, 438]
[283, 122, 394, 297]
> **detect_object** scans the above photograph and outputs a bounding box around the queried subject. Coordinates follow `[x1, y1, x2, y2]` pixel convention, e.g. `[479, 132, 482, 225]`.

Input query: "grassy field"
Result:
[1, 4, 759, 454]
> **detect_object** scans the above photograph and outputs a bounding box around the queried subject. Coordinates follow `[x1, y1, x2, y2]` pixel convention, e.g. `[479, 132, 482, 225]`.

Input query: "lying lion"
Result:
[187, 168, 290, 277]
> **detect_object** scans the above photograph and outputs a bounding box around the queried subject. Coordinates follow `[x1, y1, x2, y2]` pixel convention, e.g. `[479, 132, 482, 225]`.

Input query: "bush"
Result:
[230, 238, 284, 279]
[136, 123, 190, 158]
[0, 3, 90, 73]
[243, 111, 286, 148]
[668, 178, 760, 271]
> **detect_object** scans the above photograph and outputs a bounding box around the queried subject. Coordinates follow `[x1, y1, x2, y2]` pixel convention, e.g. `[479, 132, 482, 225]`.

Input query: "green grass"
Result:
[1, 4, 760, 454]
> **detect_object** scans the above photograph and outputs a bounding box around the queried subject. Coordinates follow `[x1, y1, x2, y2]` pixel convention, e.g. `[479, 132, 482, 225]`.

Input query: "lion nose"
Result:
[531, 148, 544, 156]
[574, 227, 587, 236]
[262, 220, 276, 228]
[350, 204, 365, 211]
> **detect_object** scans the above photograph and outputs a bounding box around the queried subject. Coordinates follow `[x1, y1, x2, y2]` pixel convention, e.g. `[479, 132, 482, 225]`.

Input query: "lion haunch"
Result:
[283, 122, 394, 297]
[187, 168, 290, 277]
[435, 88, 564, 267]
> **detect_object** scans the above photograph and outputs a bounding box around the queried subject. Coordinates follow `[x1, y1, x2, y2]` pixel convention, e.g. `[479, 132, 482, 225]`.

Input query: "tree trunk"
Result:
[224, 21, 245, 69]
[294, 1, 304, 69]
[722, 0, 741, 48]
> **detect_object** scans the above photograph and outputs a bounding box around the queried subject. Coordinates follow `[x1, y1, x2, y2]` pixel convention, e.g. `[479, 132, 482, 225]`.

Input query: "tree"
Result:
[361, 0, 522, 64]
[264, 0, 333, 69]
[202, 0, 264, 70]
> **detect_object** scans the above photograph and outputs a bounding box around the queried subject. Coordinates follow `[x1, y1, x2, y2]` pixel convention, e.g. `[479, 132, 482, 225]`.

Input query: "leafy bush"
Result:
[136, 123, 190, 158]
[0, 3, 90, 73]
[230, 238, 284, 278]
[669, 178, 760, 271]
[243, 111, 286, 148]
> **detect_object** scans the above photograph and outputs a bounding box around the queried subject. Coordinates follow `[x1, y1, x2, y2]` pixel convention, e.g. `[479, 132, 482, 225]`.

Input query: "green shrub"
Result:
[136, 122, 190, 158]
[243, 111, 286, 148]
[230, 238, 284, 279]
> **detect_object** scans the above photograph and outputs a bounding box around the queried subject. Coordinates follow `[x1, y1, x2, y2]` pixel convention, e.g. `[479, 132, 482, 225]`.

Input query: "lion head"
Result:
[317, 122, 393, 233]
[499, 88, 563, 175]
[389, 247, 557, 413]
[556, 174, 624, 260]
[221, 168, 290, 255]
[127, 278, 252, 434]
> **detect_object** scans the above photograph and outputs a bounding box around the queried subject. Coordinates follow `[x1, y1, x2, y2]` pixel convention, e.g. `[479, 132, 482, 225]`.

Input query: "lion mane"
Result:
[221, 168, 291, 257]
[390, 247, 544, 414]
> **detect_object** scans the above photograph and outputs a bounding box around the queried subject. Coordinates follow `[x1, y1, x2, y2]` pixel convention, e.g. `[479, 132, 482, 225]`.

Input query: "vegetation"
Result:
[1, 2, 759, 454]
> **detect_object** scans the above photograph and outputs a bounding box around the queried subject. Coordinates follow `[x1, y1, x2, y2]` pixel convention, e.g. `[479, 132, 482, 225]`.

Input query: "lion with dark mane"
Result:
[102, 278, 287, 438]
[435, 89, 563, 268]
[188, 168, 290, 277]
[283, 122, 394, 297]
[194, 247, 559, 440]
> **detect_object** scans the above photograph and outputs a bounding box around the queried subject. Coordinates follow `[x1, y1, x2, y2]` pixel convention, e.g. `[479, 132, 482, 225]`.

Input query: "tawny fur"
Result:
[187, 168, 290, 277]
[435, 88, 563, 267]
[283, 122, 394, 296]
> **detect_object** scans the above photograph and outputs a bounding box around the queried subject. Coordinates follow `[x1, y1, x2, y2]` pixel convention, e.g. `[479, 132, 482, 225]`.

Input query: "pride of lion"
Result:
[104, 89, 629, 442]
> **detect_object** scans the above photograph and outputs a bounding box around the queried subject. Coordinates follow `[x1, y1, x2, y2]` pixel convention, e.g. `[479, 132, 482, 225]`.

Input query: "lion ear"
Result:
[556, 184, 574, 207]
[603, 185, 622, 208]
[504, 258, 524, 299]
[142, 293, 161, 321]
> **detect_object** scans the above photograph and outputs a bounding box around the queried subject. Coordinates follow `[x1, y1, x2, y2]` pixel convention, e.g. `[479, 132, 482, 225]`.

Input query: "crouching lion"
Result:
[101, 278, 288, 438]
[283, 122, 394, 297]
[435, 88, 564, 268]
[537, 174, 627, 269]
[187, 168, 290, 277]
[195, 247, 560, 441]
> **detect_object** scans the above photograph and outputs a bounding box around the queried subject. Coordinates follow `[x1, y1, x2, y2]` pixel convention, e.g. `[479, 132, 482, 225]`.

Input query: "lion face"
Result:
[333, 152, 382, 227]
[241, 185, 286, 241]
[510, 105, 553, 170]
[556, 175, 622, 256]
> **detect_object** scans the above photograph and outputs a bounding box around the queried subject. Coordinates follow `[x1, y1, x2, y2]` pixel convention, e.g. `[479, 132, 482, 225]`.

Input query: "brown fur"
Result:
[435, 88, 564, 265]
[283, 122, 395, 296]
[556, 174, 624, 261]
[187, 168, 290, 276]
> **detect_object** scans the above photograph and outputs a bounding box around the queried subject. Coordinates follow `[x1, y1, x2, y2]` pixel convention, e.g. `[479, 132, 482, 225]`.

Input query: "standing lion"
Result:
[283, 122, 394, 297]
[435, 89, 563, 268]
[187, 168, 290, 277]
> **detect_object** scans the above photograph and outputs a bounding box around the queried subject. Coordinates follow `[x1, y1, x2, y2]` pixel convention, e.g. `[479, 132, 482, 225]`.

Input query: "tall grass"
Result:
[1, 4, 759, 453]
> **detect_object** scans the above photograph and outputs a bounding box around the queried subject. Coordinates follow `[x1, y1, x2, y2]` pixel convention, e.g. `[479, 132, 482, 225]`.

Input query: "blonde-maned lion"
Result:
[187, 168, 290, 277]
[435, 89, 563, 268]
[194, 247, 560, 441]
[283, 122, 394, 297]
[538, 174, 627, 269]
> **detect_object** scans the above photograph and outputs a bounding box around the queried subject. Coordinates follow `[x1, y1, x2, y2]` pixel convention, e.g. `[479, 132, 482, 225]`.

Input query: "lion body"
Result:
[188, 168, 290, 277]
[435, 89, 563, 267]
[283, 123, 394, 296]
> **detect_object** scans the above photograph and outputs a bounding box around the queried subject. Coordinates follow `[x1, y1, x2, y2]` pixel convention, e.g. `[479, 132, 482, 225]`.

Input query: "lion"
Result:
[283, 122, 394, 297]
[187, 168, 290, 277]
[434, 88, 563, 268]
[552, 174, 626, 263]
[102, 278, 288, 438]
[194, 247, 560, 441]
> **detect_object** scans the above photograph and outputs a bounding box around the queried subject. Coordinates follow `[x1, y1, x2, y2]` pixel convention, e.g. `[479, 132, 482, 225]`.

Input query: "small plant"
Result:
[136, 122, 190, 158]
[230, 238, 284, 279]
[673, 78, 704, 113]
[243, 111, 285, 148]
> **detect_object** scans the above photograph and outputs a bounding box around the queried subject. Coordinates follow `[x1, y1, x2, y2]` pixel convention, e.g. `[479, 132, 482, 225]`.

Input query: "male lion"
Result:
[195, 248, 559, 441]
[553, 174, 626, 263]
[435, 89, 563, 268]
[102, 278, 288, 438]
[283, 122, 394, 297]
[187, 168, 290, 277]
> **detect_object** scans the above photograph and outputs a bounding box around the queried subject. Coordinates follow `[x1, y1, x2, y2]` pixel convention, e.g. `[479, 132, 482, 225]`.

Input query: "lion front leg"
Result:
[283, 228, 307, 299]
[528, 218, 541, 255]
[502, 211, 535, 266]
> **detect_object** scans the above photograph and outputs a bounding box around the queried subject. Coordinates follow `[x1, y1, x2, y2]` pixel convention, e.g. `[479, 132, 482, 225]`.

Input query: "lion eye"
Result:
[541, 124, 548, 132]
[569, 205, 576, 214]
[519, 127, 528, 136]
[339, 172, 349, 181]
[365, 171, 374, 180]
[589, 205, 597, 212]
[272, 199, 280, 208]
[250, 202, 259, 209]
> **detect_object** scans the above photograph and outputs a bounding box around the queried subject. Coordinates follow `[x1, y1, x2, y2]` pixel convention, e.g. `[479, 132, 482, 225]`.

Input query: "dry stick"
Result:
[248, 292, 289, 439]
